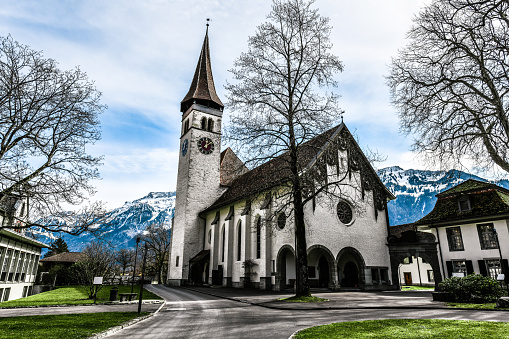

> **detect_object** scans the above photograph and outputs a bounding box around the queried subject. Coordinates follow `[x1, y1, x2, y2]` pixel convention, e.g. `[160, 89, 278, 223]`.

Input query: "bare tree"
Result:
[74, 241, 115, 299]
[225, 0, 343, 297]
[0, 35, 106, 234]
[388, 0, 509, 174]
[143, 223, 170, 284]
[115, 248, 135, 278]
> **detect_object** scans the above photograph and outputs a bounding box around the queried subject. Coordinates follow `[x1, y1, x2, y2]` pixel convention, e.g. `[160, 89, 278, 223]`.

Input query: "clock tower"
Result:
[168, 27, 224, 286]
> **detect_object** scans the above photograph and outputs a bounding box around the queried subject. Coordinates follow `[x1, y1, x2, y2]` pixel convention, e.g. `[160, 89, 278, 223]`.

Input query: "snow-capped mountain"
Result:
[36, 168, 509, 251]
[40, 192, 176, 252]
[379, 166, 509, 226]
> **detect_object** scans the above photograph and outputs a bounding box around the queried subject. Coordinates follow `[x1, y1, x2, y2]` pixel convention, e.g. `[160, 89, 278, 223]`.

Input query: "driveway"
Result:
[103, 285, 509, 339]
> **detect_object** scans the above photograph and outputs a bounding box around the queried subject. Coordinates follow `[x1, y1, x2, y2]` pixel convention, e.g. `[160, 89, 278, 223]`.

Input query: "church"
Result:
[167, 30, 396, 291]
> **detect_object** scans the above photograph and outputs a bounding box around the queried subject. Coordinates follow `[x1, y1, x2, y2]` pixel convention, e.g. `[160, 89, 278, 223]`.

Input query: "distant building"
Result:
[416, 179, 509, 283]
[39, 252, 84, 272]
[0, 195, 47, 301]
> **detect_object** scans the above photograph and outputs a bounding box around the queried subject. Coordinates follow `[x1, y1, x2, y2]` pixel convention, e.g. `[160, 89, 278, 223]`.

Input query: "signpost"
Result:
[93, 276, 103, 304]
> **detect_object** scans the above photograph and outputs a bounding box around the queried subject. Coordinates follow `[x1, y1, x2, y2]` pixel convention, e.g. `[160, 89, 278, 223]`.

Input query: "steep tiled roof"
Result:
[389, 223, 416, 237]
[437, 179, 509, 197]
[203, 123, 393, 213]
[181, 29, 223, 113]
[40, 252, 84, 263]
[220, 148, 248, 186]
[415, 179, 509, 226]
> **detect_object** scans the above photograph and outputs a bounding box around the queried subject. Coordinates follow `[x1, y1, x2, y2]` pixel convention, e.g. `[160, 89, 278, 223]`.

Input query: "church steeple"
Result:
[180, 27, 224, 113]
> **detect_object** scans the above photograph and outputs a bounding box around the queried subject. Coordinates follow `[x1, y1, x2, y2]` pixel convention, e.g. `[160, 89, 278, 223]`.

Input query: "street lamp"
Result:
[138, 242, 148, 314]
[131, 235, 142, 294]
[493, 228, 508, 294]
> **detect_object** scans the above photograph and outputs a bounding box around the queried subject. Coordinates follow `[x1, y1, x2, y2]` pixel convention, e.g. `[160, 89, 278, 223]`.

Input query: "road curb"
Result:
[181, 287, 509, 312]
[87, 287, 167, 339]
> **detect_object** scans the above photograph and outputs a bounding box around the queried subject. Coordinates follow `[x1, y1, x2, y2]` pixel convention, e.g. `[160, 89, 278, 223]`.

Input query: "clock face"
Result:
[198, 137, 214, 154]
[181, 139, 189, 156]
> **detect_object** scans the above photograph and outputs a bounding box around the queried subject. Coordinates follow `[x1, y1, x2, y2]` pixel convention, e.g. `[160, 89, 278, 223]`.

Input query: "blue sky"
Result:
[1, 0, 430, 208]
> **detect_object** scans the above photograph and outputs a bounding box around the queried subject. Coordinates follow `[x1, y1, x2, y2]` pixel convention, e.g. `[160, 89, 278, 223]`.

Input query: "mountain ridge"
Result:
[37, 168, 509, 251]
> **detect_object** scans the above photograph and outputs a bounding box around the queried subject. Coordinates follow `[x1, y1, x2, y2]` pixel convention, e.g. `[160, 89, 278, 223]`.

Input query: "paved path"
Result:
[103, 285, 509, 339]
[0, 301, 162, 318]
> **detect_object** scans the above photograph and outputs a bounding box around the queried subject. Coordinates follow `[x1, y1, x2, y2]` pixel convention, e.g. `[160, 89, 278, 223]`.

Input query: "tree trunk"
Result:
[293, 188, 310, 297]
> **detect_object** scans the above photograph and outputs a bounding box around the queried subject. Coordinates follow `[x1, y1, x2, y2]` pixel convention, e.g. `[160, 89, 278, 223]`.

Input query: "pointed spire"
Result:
[180, 24, 224, 113]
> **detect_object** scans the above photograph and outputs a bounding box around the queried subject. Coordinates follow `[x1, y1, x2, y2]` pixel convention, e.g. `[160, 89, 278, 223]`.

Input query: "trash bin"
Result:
[109, 287, 118, 301]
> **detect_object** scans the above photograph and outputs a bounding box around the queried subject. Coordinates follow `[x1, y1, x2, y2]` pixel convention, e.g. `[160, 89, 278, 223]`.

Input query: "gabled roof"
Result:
[202, 123, 394, 214]
[437, 179, 509, 197]
[40, 252, 84, 263]
[180, 28, 223, 113]
[415, 179, 509, 226]
[220, 148, 248, 186]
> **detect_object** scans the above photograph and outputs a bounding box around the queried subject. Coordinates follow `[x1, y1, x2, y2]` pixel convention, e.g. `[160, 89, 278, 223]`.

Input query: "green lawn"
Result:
[295, 319, 509, 339]
[0, 312, 148, 339]
[279, 295, 329, 302]
[0, 285, 162, 308]
[401, 285, 435, 291]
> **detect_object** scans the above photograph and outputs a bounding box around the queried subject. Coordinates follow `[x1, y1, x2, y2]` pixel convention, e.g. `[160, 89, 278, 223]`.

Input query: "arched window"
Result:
[237, 221, 242, 261]
[207, 118, 214, 132]
[221, 225, 226, 262]
[277, 213, 286, 230]
[201, 117, 207, 130]
[256, 217, 261, 259]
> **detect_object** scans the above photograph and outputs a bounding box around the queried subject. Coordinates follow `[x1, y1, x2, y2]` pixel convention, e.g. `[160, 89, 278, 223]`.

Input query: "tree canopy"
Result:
[388, 0, 509, 174]
[226, 0, 343, 296]
[0, 35, 106, 234]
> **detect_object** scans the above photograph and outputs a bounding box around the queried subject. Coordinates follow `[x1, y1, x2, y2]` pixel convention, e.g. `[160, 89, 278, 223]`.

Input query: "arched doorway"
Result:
[307, 245, 336, 289]
[318, 256, 330, 287]
[276, 245, 295, 291]
[337, 247, 366, 290]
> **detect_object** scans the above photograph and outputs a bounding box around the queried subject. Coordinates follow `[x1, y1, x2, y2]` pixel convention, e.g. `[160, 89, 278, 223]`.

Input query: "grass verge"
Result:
[294, 319, 509, 339]
[279, 295, 329, 302]
[0, 285, 162, 308]
[0, 312, 148, 339]
[446, 302, 508, 310]
[401, 286, 435, 291]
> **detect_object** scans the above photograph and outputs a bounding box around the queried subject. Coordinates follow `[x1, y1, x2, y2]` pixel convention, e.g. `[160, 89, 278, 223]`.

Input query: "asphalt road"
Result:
[104, 285, 509, 339]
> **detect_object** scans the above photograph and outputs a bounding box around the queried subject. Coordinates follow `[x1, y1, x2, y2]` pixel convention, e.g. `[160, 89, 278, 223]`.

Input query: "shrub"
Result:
[439, 274, 504, 303]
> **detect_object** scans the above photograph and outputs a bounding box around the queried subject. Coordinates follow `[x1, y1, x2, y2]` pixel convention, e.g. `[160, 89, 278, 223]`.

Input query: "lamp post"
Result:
[138, 242, 148, 314]
[131, 235, 141, 294]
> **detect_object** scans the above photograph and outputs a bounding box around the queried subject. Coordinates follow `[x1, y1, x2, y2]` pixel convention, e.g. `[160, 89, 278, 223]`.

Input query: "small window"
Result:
[485, 259, 502, 280]
[477, 223, 498, 250]
[277, 213, 286, 230]
[176, 256, 179, 267]
[371, 268, 380, 284]
[452, 260, 467, 276]
[446, 227, 464, 251]
[201, 117, 207, 130]
[457, 196, 471, 212]
[207, 118, 214, 132]
[208, 230, 212, 244]
[427, 270, 435, 282]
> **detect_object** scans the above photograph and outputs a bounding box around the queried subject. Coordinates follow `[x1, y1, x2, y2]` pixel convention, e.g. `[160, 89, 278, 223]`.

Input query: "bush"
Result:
[439, 274, 504, 303]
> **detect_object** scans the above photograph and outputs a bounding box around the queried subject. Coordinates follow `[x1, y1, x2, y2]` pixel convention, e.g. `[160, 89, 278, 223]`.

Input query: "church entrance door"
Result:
[318, 256, 330, 288]
[342, 261, 359, 288]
